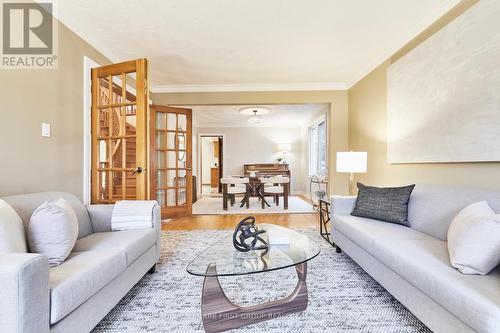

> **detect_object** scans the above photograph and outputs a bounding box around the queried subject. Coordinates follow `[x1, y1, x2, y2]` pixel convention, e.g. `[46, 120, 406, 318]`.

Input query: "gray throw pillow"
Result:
[28, 198, 79, 267]
[351, 183, 415, 226]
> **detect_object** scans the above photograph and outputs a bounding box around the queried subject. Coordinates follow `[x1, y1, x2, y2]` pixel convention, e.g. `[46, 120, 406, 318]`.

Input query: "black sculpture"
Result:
[232, 216, 268, 252]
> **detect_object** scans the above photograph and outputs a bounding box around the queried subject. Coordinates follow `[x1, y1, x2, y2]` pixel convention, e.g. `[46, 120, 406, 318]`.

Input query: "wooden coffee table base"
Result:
[201, 262, 308, 333]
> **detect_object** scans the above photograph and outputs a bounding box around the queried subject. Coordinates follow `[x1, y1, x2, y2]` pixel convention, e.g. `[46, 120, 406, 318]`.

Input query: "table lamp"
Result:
[336, 151, 367, 195]
[278, 143, 291, 163]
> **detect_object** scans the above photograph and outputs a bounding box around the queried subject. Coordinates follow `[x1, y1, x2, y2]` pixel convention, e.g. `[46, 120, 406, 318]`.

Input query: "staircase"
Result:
[98, 78, 138, 201]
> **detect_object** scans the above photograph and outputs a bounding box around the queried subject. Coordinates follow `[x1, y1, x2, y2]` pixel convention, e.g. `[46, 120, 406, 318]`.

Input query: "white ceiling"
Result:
[55, 0, 460, 92]
[183, 104, 328, 128]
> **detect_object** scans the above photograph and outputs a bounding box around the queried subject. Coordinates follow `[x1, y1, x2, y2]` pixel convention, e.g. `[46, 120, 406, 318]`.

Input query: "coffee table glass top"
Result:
[187, 223, 320, 277]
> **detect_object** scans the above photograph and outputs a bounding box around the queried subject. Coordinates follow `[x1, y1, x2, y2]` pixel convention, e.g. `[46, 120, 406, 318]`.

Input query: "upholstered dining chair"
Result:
[259, 176, 290, 210]
[220, 177, 250, 210]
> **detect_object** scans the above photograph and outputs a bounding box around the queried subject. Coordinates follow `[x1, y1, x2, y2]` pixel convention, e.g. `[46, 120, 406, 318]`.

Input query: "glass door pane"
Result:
[150, 106, 192, 217]
[91, 59, 148, 203]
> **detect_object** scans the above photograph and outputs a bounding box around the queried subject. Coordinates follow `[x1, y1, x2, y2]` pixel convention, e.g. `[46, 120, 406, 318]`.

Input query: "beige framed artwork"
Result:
[387, 1, 500, 164]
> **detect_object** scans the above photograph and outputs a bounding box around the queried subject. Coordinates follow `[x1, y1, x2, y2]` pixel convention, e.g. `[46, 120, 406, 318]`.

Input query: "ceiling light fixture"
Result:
[238, 106, 271, 124]
[248, 110, 263, 124]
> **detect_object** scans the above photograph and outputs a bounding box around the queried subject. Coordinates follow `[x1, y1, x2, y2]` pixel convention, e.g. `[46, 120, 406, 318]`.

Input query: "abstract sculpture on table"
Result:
[232, 216, 268, 252]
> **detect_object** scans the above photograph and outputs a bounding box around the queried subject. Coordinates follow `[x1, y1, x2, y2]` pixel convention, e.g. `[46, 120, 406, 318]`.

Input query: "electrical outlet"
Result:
[42, 122, 51, 137]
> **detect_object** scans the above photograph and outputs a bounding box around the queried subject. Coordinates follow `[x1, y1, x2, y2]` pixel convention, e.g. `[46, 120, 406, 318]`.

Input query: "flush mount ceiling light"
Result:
[238, 106, 271, 124]
[248, 110, 263, 124]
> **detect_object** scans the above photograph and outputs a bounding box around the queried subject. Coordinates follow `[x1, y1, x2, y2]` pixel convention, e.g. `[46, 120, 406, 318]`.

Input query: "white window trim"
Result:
[308, 114, 328, 177]
[83, 56, 100, 205]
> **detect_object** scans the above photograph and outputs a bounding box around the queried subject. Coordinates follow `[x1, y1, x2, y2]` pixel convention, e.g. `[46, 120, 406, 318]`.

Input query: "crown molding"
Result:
[150, 82, 348, 93]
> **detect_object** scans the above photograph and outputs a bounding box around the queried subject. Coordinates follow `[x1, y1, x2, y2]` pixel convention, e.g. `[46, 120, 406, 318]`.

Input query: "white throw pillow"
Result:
[447, 201, 500, 275]
[0, 199, 27, 253]
[28, 198, 79, 267]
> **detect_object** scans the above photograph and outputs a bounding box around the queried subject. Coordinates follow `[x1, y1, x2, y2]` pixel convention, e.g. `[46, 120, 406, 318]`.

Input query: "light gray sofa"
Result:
[330, 185, 500, 333]
[0, 192, 161, 333]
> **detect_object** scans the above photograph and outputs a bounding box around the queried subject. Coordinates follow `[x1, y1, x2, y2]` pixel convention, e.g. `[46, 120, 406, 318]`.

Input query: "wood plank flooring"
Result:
[161, 213, 318, 230]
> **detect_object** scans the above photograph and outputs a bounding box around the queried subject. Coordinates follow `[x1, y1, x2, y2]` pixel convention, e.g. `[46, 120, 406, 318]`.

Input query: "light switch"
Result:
[41, 122, 51, 137]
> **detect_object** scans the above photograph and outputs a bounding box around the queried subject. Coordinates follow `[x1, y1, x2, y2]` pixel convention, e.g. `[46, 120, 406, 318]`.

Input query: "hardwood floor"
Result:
[161, 213, 318, 230]
[162, 193, 319, 231]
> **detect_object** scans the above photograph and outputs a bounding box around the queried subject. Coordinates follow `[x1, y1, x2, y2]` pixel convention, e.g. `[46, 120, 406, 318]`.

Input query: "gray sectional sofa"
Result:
[330, 185, 500, 333]
[0, 192, 161, 333]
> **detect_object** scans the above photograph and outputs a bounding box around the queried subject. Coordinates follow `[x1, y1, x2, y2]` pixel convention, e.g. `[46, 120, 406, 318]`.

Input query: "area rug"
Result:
[93, 230, 430, 333]
[192, 196, 315, 215]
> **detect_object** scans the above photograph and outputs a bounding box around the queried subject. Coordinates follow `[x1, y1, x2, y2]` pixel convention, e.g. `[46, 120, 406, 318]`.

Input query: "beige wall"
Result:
[0, 20, 110, 198]
[152, 91, 350, 195]
[348, 60, 500, 190]
[3, 1, 486, 200]
[347, 0, 500, 191]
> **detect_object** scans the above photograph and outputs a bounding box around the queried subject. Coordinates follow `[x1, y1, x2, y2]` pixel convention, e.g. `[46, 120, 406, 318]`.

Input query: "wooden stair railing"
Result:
[97, 80, 138, 200]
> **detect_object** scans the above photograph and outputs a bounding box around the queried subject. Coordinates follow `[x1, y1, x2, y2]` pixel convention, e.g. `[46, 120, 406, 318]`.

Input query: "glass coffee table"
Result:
[187, 223, 320, 333]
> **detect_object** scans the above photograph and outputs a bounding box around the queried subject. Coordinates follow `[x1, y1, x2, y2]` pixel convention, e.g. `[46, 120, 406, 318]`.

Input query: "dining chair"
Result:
[259, 176, 290, 210]
[220, 177, 250, 210]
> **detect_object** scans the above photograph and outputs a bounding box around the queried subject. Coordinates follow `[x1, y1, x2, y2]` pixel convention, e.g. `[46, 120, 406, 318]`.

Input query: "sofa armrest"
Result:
[331, 195, 357, 215]
[151, 204, 162, 261]
[0, 253, 50, 333]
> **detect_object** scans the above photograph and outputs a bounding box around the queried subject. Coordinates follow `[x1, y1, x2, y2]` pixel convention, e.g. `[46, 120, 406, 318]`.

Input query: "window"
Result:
[309, 118, 327, 176]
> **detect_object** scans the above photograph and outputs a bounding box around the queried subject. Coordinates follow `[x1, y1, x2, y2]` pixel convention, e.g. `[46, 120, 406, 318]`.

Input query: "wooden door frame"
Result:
[150, 105, 193, 218]
[90, 58, 149, 203]
[198, 133, 226, 197]
[217, 137, 223, 193]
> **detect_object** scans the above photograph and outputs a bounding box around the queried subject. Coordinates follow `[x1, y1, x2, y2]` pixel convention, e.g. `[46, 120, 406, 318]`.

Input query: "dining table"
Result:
[231, 175, 271, 208]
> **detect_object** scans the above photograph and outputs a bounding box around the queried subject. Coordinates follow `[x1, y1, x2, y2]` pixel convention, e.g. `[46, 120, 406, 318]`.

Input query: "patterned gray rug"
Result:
[93, 230, 430, 333]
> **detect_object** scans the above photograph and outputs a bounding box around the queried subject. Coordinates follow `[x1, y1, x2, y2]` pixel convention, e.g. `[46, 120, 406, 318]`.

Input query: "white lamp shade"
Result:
[278, 143, 291, 152]
[336, 152, 367, 173]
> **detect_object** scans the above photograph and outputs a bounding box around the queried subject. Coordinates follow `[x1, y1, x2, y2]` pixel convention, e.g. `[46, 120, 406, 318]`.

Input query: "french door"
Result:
[150, 105, 192, 218]
[91, 59, 149, 203]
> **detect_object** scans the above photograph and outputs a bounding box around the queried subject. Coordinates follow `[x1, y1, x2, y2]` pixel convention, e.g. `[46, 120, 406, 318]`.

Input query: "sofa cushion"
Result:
[408, 185, 500, 240]
[0, 199, 27, 253]
[351, 183, 415, 226]
[1, 192, 93, 239]
[49, 249, 126, 324]
[332, 214, 431, 254]
[372, 237, 500, 333]
[73, 229, 156, 266]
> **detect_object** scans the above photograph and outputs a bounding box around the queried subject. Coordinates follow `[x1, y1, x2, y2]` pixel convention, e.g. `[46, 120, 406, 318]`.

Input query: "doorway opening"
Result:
[200, 135, 223, 196]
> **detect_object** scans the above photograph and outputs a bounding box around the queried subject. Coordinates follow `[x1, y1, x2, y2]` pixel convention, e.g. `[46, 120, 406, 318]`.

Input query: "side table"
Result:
[319, 199, 341, 253]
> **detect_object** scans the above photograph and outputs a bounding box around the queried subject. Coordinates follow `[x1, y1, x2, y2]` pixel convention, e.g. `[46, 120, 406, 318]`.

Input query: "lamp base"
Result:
[349, 173, 356, 196]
